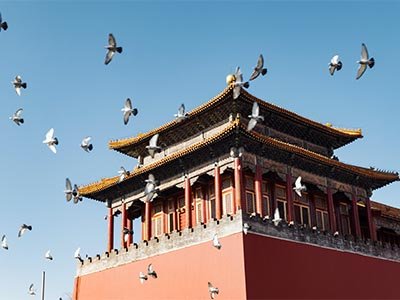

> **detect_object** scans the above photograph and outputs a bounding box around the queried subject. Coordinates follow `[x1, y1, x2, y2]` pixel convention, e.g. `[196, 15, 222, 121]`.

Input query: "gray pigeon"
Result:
[1, 235, 8, 250]
[28, 283, 36, 296]
[356, 43, 375, 80]
[121, 98, 138, 125]
[45, 250, 53, 260]
[118, 166, 130, 182]
[329, 55, 342, 76]
[212, 234, 221, 250]
[247, 102, 264, 131]
[10, 108, 24, 126]
[105, 33, 123, 65]
[12, 75, 27, 96]
[174, 103, 188, 122]
[147, 263, 157, 279]
[42, 128, 59, 154]
[208, 282, 219, 299]
[65, 178, 73, 202]
[139, 271, 148, 284]
[249, 54, 267, 81]
[18, 224, 32, 238]
[146, 134, 162, 158]
[72, 184, 82, 203]
[0, 13, 8, 31]
[123, 227, 133, 242]
[232, 67, 250, 100]
[144, 174, 158, 202]
[80, 136, 93, 152]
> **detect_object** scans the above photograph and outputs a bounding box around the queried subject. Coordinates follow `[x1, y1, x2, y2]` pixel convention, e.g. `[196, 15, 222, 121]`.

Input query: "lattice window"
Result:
[245, 176, 255, 191]
[222, 177, 231, 190]
[222, 192, 233, 215]
[246, 191, 256, 214]
[294, 203, 310, 226]
[316, 209, 329, 231]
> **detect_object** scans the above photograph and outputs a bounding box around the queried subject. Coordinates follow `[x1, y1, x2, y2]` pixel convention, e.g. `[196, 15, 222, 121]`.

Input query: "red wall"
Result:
[74, 233, 246, 300]
[243, 234, 400, 299]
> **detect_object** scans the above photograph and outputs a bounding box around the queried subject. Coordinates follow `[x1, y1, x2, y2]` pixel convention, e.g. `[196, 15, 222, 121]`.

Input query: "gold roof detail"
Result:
[109, 87, 363, 152]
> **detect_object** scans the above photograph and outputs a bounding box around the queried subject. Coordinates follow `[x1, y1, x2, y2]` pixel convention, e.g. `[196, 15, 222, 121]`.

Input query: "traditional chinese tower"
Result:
[74, 82, 400, 299]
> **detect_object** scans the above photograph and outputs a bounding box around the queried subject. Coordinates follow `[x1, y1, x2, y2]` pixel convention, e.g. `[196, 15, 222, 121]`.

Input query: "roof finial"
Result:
[226, 74, 236, 85]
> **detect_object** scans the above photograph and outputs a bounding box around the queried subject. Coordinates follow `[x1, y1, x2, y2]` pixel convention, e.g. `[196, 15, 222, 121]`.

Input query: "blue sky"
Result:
[0, 1, 399, 298]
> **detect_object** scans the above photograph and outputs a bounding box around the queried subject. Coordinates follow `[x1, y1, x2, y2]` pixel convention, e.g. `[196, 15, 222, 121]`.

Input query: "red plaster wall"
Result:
[74, 233, 246, 300]
[243, 234, 400, 299]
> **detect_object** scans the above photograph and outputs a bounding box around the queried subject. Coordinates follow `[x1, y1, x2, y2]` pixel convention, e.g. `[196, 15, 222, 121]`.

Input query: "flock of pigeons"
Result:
[0, 10, 376, 297]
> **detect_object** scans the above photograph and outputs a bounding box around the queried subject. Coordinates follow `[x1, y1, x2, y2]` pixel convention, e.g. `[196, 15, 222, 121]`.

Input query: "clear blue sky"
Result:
[0, 1, 399, 298]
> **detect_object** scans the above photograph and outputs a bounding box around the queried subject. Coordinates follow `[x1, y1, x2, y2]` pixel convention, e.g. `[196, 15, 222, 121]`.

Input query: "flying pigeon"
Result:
[293, 176, 306, 197]
[43, 128, 58, 154]
[12, 75, 27, 96]
[0, 13, 8, 31]
[144, 174, 158, 202]
[243, 223, 250, 235]
[28, 283, 36, 295]
[208, 282, 219, 299]
[139, 271, 148, 284]
[65, 178, 73, 202]
[174, 103, 188, 122]
[1, 235, 8, 250]
[18, 224, 32, 238]
[146, 134, 162, 158]
[247, 102, 264, 131]
[249, 54, 267, 81]
[80, 136, 93, 152]
[123, 227, 133, 242]
[45, 250, 53, 260]
[118, 166, 130, 182]
[10, 108, 24, 126]
[212, 234, 221, 250]
[147, 263, 157, 279]
[329, 55, 342, 76]
[121, 98, 138, 125]
[104, 33, 123, 65]
[356, 43, 375, 80]
[272, 207, 282, 226]
[232, 67, 250, 100]
[72, 184, 82, 203]
[74, 247, 83, 263]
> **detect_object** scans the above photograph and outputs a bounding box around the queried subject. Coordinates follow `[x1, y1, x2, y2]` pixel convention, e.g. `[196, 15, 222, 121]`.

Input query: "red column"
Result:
[121, 202, 127, 248]
[285, 173, 294, 222]
[234, 157, 243, 213]
[365, 198, 377, 241]
[185, 176, 192, 228]
[145, 201, 152, 240]
[351, 194, 362, 238]
[127, 217, 133, 246]
[327, 187, 337, 232]
[215, 166, 222, 220]
[255, 164, 263, 216]
[107, 207, 114, 252]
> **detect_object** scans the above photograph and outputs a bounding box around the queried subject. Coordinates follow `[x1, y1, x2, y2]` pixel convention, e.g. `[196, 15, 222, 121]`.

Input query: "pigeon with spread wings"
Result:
[43, 128, 59, 154]
[249, 54, 267, 81]
[105, 33, 123, 65]
[356, 43, 375, 80]
[121, 98, 138, 125]
[10, 108, 24, 126]
[329, 55, 343, 76]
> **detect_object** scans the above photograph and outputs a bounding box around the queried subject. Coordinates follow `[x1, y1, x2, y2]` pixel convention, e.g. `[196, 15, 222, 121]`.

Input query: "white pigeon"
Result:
[232, 67, 250, 100]
[1, 235, 8, 250]
[249, 54, 267, 81]
[45, 250, 53, 260]
[0, 13, 8, 31]
[118, 166, 130, 182]
[356, 43, 375, 80]
[272, 207, 282, 226]
[123, 227, 133, 242]
[229, 146, 244, 158]
[208, 282, 219, 299]
[9, 108, 24, 126]
[144, 174, 158, 202]
[72, 184, 82, 203]
[146, 134, 162, 158]
[80, 136, 93, 152]
[247, 102, 264, 131]
[243, 223, 250, 235]
[104, 33, 123, 65]
[329, 55, 343, 76]
[28, 283, 36, 295]
[64, 178, 73, 202]
[121, 98, 138, 125]
[293, 176, 307, 197]
[174, 103, 188, 122]
[43, 128, 58, 154]
[139, 271, 148, 284]
[12, 75, 27, 96]
[147, 263, 157, 279]
[18, 224, 32, 238]
[74, 247, 81, 259]
[212, 234, 221, 250]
